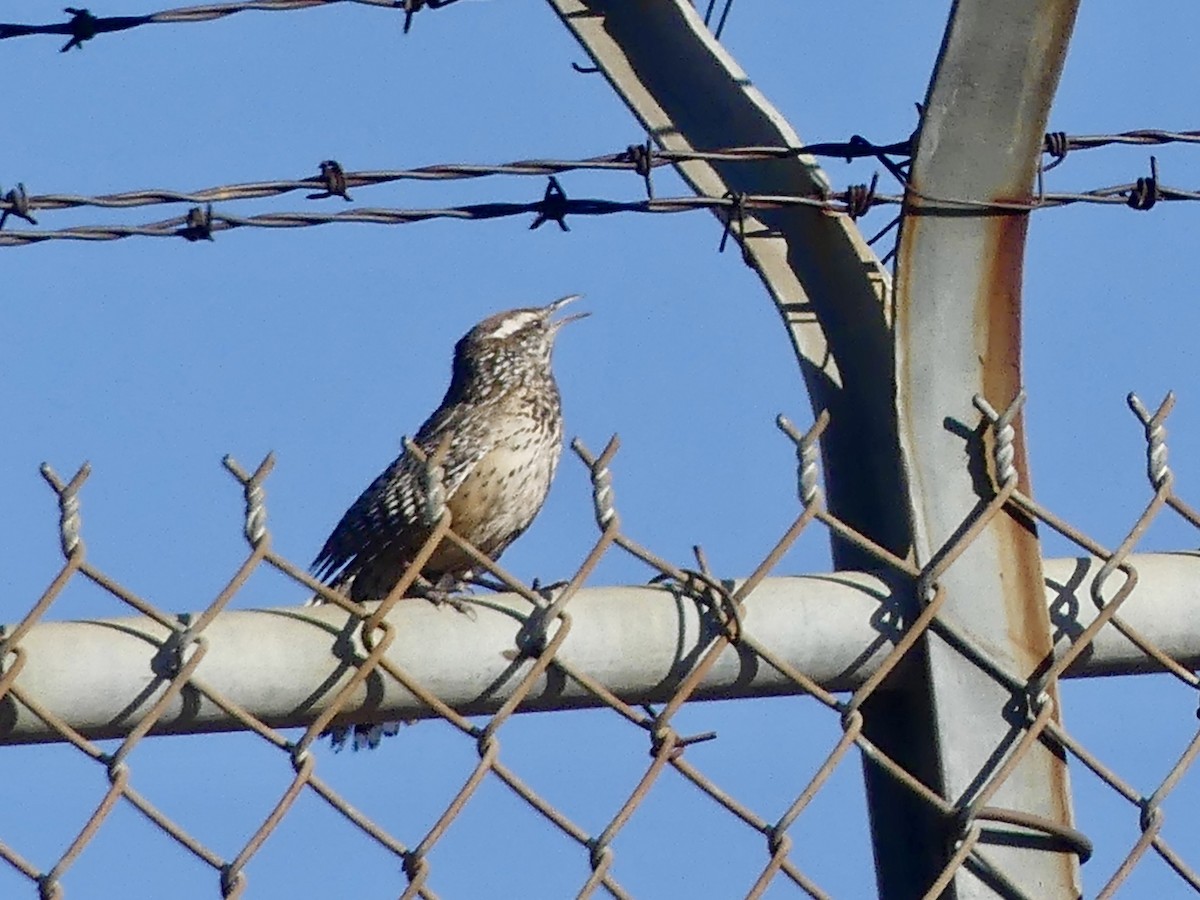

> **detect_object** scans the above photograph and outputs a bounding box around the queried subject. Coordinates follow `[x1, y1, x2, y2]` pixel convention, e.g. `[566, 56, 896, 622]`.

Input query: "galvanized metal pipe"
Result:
[1, 553, 1195, 745]
[544, 0, 907, 564]
[889, 2, 1083, 896]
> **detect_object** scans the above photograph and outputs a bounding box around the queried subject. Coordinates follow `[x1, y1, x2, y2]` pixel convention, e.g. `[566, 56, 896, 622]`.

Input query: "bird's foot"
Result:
[462, 574, 510, 594]
[415, 575, 478, 619]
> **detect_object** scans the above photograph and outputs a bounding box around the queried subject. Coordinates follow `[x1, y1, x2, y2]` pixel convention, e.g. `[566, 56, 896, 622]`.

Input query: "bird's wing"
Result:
[310, 402, 496, 584]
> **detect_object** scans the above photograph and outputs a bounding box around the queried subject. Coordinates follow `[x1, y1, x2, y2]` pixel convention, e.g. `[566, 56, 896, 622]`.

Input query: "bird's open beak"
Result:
[545, 294, 590, 330]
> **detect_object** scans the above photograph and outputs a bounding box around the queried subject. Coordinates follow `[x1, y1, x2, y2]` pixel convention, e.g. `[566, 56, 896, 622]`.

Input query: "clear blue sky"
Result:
[3, 0, 1199, 897]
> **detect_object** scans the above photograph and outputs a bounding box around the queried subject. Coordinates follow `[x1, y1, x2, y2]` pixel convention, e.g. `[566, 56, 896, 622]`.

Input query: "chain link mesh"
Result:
[1, 390, 1198, 898]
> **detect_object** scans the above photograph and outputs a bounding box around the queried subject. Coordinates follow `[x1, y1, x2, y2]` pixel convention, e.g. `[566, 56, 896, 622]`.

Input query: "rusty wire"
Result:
[1042, 128, 1200, 170]
[2, 386, 1199, 898]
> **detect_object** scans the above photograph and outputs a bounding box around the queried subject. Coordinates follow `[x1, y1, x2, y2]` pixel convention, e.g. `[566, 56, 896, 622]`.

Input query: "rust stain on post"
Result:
[981, 212, 1075, 837]
[980, 211, 1059, 663]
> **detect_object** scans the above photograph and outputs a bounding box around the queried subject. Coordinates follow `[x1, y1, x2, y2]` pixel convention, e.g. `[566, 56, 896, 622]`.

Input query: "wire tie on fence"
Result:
[717, 190, 752, 265]
[843, 173, 879, 220]
[156, 628, 204, 681]
[0, 184, 36, 230]
[1043, 131, 1070, 171]
[1127, 391, 1174, 489]
[530, 176, 570, 231]
[691, 544, 743, 643]
[306, 160, 352, 202]
[687, 568, 744, 644]
[179, 204, 215, 242]
[1127, 156, 1160, 211]
[155, 613, 194, 677]
[514, 605, 552, 658]
[60, 7, 98, 52]
[621, 139, 656, 199]
[967, 807, 1094, 863]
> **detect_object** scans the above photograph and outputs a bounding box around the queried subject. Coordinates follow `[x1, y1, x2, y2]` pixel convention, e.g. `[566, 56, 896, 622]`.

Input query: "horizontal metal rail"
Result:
[2, 552, 1195, 745]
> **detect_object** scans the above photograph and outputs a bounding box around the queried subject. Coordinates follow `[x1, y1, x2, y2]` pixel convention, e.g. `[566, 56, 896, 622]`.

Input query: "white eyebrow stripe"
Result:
[486, 311, 539, 339]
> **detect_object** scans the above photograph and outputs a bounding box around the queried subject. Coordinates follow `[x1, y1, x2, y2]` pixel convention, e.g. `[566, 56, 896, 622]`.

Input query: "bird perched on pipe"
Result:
[312, 294, 587, 750]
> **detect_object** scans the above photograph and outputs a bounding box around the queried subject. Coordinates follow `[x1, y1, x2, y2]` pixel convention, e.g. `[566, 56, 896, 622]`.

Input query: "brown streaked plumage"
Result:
[312, 295, 586, 749]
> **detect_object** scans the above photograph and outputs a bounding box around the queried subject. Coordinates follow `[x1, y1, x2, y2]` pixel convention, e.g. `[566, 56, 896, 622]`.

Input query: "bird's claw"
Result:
[416, 576, 478, 619]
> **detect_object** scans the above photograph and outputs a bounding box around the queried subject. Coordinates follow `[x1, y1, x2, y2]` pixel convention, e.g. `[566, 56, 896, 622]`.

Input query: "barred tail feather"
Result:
[324, 721, 404, 752]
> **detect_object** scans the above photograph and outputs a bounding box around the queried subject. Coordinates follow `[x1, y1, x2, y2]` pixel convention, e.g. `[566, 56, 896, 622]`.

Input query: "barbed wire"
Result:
[2, 128, 1195, 221]
[1, 131, 1197, 245]
[3, 167, 1200, 248]
[0, 138, 910, 219]
[1042, 129, 1200, 170]
[0, 0, 460, 51]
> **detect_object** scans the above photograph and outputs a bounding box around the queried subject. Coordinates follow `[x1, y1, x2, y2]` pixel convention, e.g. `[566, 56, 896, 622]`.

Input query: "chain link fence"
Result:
[2, 388, 1198, 898]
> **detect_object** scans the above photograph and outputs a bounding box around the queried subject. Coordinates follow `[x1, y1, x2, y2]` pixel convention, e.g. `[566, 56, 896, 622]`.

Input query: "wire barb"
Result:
[179, 204, 215, 241]
[306, 160, 352, 201]
[1042, 131, 1070, 171]
[621, 139, 656, 199]
[0, 184, 37, 230]
[844, 173, 879, 220]
[529, 177, 570, 231]
[0, 1, 465, 52]
[61, 8, 98, 52]
[717, 191, 751, 265]
[1127, 156, 1161, 211]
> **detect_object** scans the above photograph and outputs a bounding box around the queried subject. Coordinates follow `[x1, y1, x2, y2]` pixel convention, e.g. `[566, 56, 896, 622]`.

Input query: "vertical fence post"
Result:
[883, 1, 1084, 897]
[550, 1, 1085, 895]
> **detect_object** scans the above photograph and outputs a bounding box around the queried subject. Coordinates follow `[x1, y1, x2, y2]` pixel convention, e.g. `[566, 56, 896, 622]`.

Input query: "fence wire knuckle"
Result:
[6, 383, 1200, 898]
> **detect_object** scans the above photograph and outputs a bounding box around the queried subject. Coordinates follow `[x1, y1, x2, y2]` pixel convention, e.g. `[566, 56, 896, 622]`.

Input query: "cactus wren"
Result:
[311, 295, 587, 750]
